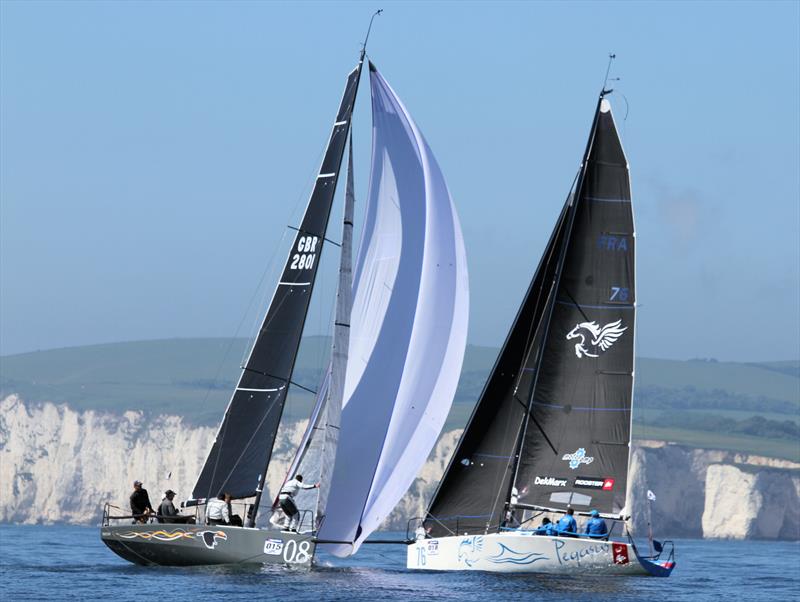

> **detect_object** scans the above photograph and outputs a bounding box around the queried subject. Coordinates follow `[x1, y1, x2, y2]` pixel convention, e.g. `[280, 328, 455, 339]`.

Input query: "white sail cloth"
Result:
[319, 66, 469, 556]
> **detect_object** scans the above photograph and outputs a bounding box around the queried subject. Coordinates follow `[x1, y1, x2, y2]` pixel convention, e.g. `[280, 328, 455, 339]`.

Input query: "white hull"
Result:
[407, 532, 671, 575]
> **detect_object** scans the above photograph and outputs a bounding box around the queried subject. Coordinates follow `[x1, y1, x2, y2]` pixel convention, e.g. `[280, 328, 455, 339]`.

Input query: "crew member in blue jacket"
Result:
[534, 517, 556, 536]
[584, 509, 609, 538]
[556, 507, 578, 537]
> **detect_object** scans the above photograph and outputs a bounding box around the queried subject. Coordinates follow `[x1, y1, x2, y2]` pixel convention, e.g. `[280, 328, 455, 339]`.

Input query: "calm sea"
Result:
[1, 525, 797, 601]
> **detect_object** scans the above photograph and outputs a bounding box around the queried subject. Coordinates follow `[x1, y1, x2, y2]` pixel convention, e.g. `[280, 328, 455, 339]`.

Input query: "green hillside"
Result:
[1, 339, 798, 460]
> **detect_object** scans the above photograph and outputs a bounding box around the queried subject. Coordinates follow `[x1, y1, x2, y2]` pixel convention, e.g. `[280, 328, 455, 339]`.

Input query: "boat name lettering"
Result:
[534, 476, 568, 487]
[263, 538, 284, 555]
[553, 539, 610, 566]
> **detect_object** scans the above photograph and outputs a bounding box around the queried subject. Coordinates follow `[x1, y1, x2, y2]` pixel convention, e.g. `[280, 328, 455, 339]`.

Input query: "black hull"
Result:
[100, 524, 315, 567]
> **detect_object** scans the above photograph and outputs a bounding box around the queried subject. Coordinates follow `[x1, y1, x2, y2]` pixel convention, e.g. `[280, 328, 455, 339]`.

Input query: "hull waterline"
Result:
[407, 532, 675, 576]
[100, 524, 315, 567]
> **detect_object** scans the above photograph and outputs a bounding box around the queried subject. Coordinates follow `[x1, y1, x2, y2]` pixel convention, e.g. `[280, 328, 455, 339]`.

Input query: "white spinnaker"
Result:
[319, 65, 469, 556]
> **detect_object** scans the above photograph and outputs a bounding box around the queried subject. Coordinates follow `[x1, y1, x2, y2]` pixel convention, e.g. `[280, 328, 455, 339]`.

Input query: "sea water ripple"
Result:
[1, 525, 798, 601]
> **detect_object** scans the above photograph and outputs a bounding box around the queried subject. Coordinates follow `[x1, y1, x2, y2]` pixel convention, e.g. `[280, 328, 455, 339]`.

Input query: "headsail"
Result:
[424, 96, 634, 536]
[191, 62, 363, 508]
[319, 63, 469, 556]
[424, 201, 571, 537]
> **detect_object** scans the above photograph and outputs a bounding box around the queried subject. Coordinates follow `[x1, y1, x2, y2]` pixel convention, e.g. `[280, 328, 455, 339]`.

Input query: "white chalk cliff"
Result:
[1, 396, 797, 540]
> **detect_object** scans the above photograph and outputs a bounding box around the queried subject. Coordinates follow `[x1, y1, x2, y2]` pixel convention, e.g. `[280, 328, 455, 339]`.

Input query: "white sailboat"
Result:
[407, 86, 675, 577]
[101, 17, 469, 567]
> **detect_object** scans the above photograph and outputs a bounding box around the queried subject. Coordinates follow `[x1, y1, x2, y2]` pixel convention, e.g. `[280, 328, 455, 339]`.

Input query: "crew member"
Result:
[556, 507, 578, 537]
[278, 474, 319, 532]
[159, 490, 194, 524]
[206, 493, 230, 526]
[130, 480, 154, 524]
[584, 509, 609, 539]
[534, 517, 556, 536]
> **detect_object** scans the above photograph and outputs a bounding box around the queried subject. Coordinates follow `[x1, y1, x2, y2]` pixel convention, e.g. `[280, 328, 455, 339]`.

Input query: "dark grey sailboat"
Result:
[101, 20, 470, 568]
[101, 52, 363, 569]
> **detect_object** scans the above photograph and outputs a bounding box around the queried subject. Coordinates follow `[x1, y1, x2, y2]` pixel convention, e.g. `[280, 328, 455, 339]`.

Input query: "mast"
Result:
[504, 97, 604, 513]
[313, 131, 356, 526]
[424, 89, 633, 536]
[511, 92, 635, 517]
[191, 58, 365, 528]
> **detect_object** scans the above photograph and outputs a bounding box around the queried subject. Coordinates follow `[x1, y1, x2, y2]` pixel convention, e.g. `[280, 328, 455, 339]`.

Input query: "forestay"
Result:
[319, 62, 469, 556]
[191, 64, 362, 504]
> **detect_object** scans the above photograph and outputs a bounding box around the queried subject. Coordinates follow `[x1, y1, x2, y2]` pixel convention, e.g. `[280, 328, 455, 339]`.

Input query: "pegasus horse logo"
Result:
[565, 320, 627, 358]
[458, 536, 484, 567]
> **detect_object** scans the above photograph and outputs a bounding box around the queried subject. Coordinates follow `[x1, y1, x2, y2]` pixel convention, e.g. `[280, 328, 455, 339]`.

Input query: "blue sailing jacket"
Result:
[585, 517, 609, 537]
[534, 522, 556, 536]
[556, 515, 577, 535]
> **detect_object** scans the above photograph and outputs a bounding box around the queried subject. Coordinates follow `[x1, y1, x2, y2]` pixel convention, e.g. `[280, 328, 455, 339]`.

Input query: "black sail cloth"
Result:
[424, 202, 570, 538]
[192, 64, 363, 502]
[514, 98, 634, 516]
[424, 97, 633, 536]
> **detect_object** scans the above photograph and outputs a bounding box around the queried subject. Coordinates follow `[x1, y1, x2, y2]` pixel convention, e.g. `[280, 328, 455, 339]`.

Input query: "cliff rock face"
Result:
[1, 396, 798, 540]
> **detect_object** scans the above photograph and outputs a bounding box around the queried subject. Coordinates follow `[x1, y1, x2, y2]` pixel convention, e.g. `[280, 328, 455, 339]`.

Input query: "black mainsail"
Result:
[425, 95, 634, 537]
[192, 61, 364, 514]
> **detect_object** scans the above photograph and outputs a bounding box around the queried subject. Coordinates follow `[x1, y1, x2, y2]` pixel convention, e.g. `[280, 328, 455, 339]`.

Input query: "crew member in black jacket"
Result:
[130, 480, 154, 523]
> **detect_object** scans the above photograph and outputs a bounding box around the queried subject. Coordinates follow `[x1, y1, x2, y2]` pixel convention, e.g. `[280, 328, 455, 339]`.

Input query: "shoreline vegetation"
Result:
[2, 337, 798, 461]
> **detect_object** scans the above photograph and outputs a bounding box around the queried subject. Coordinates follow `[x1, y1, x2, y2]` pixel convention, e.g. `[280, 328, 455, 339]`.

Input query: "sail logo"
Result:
[562, 448, 594, 470]
[612, 542, 629, 565]
[574, 476, 614, 490]
[565, 320, 627, 358]
[534, 476, 568, 487]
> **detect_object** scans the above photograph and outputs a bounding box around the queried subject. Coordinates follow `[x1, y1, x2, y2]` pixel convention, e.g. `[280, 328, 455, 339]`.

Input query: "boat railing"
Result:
[102, 502, 201, 526]
[296, 509, 314, 533]
[625, 530, 676, 566]
[405, 516, 426, 541]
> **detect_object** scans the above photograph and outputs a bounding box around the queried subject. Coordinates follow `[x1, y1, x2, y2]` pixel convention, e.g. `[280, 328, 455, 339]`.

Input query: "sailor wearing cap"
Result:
[159, 489, 192, 524]
[584, 509, 609, 539]
[129, 480, 154, 523]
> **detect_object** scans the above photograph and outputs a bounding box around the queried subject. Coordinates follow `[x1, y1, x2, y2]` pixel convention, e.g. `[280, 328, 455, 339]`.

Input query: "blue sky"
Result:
[1, 1, 798, 361]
